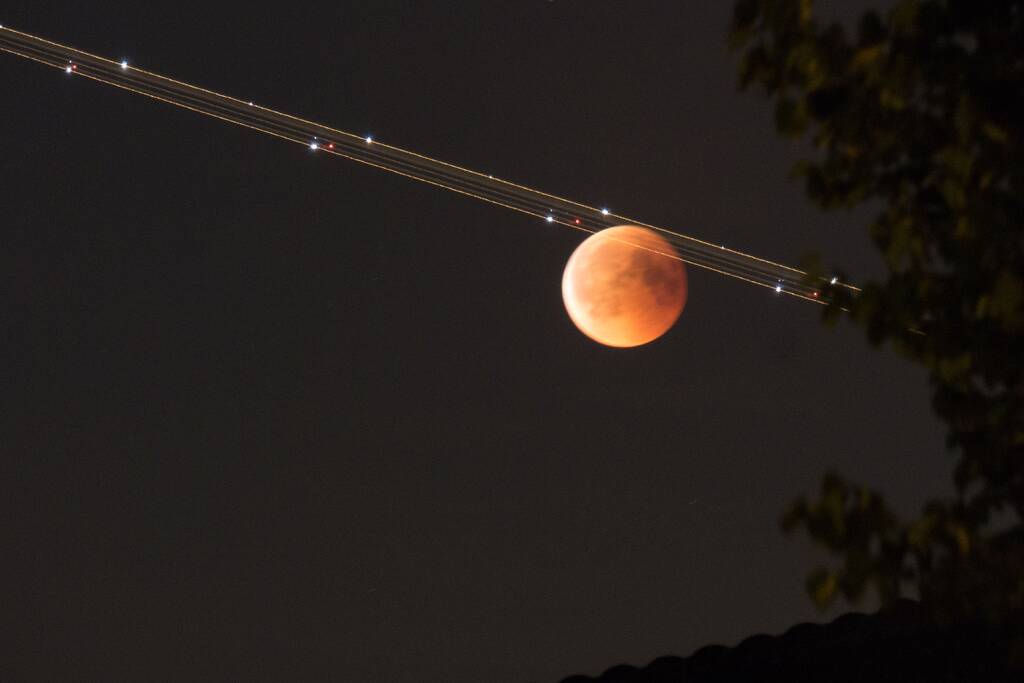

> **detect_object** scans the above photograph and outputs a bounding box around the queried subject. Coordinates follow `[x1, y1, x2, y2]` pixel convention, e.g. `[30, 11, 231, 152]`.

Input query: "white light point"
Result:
[310, 141, 319, 151]
[365, 135, 373, 144]
[121, 60, 128, 70]
[830, 276, 838, 285]
[775, 284, 783, 293]
[601, 208, 609, 216]
[65, 65, 73, 74]
[546, 216, 554, 223]
[248, 101, 254, 106]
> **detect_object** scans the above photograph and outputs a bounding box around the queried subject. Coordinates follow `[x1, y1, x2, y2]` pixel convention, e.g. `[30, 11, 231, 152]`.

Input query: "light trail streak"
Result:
[0, 25, 859, 304]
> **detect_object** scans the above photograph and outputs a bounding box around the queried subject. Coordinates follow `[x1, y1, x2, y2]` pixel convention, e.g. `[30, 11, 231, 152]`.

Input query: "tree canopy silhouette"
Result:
[729, 0, 1023, 644]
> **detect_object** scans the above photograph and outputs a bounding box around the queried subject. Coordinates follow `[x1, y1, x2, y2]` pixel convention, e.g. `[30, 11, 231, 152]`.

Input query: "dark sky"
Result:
[2, 2, 945, 681]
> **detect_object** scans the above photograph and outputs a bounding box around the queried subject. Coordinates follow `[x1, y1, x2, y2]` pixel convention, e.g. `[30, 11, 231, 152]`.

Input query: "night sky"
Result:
[2, 2, 947, 681]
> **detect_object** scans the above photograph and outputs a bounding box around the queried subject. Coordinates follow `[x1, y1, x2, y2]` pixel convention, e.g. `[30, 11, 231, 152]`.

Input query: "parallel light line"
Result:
[0, 25, 858, 304]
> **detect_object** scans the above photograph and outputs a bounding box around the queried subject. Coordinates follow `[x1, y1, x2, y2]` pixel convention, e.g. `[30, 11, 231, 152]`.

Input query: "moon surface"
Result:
[562, 225, 688, 347]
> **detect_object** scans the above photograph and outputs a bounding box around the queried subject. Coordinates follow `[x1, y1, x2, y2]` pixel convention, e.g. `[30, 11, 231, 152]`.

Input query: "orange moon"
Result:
[562, 225, 688, 347]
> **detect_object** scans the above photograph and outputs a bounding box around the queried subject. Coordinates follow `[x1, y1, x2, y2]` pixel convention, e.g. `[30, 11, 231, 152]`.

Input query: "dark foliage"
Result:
[729, 0, 1024, 663]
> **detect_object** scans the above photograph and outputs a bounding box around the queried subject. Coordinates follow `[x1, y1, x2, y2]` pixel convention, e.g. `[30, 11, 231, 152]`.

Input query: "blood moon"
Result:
[562, 225, 687, 347]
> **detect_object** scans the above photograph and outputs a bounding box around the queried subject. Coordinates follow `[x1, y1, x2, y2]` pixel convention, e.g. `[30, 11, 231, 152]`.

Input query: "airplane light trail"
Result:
[0, 25, 858, 304]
